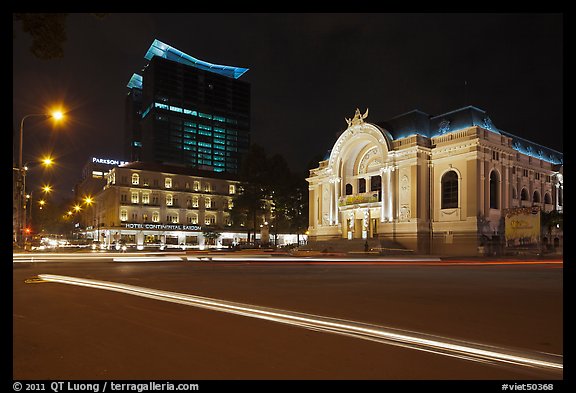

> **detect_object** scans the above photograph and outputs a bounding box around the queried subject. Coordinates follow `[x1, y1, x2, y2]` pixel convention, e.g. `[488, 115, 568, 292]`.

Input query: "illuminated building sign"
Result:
[123, 223, 203, 231]
[92, 157, 130, 166]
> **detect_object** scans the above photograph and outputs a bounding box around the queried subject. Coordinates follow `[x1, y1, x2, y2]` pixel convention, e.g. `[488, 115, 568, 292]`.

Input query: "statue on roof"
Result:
[346, 108, 369, 127]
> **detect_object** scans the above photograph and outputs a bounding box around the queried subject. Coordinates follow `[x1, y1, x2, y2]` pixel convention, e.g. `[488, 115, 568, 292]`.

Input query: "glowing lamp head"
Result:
[51, 110, 64, 121]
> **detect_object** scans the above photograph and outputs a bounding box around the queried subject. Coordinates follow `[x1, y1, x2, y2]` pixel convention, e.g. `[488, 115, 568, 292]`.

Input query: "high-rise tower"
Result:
[125, 39, 250, 174]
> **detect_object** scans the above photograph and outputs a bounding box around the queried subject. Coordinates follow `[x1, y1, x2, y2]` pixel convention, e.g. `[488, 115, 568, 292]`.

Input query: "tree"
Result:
[13, 13, 107, 59]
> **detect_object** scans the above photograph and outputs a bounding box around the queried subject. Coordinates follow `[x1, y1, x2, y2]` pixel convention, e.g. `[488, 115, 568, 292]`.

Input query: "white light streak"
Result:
[36, 274, 562, 374]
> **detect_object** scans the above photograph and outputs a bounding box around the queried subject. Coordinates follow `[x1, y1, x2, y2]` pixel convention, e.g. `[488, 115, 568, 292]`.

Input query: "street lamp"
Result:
[24, 184, 53, 242]
[16, 110, 64, 248]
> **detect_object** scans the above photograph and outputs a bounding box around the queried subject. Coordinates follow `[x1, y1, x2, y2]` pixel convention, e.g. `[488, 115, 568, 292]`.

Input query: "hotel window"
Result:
[167, 214, 179, 224]
[152, 211, 160, 222]
[165, 177, 172, 189]
[229, 184, 236, 195]
[204, 182, 211, 192]
[228, 199, 234, 209]
[120, 210, 128, 222]
[205, 197, 211, 209]
[193, 181, 200, 191]
[131, 192, 139, 204]
[142, 193, 149, 204]
[143, 213, 148, 222]
[205, 215, 216, 225]
[131, 173, 139, 185]
[143, 178, 149, 186]
[131, 213, 138, 221]
[441, 171, 459, 209]
[166, 194, 173, 206]
[192, 196, 199, 208]
[121, 194, 128, 203]
[185, 182, 190, 190]
[188, 215, 198, 224]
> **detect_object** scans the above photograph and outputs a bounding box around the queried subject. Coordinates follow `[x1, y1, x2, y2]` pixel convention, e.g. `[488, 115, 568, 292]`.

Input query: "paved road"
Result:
[13, 256, 563, 380]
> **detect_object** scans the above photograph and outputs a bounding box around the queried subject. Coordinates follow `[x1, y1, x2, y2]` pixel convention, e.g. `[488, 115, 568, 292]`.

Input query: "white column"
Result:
[329, 181, 333, 225]
[334, 177, 340, 225]
[380, 168, 386, 222]
[387, 167, 393, 221]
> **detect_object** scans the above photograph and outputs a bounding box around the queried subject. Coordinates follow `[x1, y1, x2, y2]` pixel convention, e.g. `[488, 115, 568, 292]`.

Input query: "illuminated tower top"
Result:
[144, 39, 249, 79]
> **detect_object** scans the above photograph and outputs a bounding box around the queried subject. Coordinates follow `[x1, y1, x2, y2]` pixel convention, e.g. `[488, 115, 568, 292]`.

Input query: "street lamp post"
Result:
[16, 110, 63, 248]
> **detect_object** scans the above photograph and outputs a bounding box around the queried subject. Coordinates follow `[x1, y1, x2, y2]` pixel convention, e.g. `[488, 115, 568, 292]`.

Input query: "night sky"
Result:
[12, 13, 563, 202]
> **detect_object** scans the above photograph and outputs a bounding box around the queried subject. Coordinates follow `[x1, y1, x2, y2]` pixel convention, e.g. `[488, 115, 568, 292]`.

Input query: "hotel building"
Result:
[307, 106, 563, 256]
[80, 161, 243, 249]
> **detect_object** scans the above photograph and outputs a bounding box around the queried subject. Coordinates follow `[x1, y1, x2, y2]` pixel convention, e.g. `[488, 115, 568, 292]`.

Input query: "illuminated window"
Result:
[132, 173, 139, 185]
[92, 170, 103, 178]
[205, 215, 216, 225]
[165, 178, 172, 189]
[131, 192, 139, 204]
[193, 181, 200, 191]
[192, 196, 199, 208]
[152, 211, 160, 222]
[441, 171, 459, 209]
[228, 199, 234, 209]
[166, 194, 173, 206]
[142, 193, 149, 204]
[205, 197, 211, 209]
[120, 210, 128, 222]
[204, 182, 211, 192]
[229, 184, 236, 195]
[188, 214, 198, 224]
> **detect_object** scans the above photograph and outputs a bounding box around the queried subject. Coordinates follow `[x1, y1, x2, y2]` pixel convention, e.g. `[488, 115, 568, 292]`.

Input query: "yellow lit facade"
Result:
[307, 107, 563, 256]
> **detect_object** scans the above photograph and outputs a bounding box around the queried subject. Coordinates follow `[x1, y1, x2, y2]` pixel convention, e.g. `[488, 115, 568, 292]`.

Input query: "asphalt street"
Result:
[12, 257, 563, 380]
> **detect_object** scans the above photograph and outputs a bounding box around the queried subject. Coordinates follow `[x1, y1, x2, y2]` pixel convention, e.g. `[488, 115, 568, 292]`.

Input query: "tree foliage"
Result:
[231, 144, 309, 243]
[13, 13, 108, 60]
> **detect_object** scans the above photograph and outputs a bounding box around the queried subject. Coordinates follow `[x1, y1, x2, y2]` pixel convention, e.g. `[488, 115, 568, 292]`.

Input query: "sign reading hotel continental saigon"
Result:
[123, 223, 203, 231]
[504, 207, 541, 244]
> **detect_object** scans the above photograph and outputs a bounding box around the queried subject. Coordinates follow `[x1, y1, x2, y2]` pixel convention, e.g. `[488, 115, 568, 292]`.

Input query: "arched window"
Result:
[489, 170, 500, 209]
[544, 192, 552, 205]
[131, 173, 139, 185]
[345, 183, 353, 195]
[520, 188, 529, 201]
[441, 171, 458, 209]
[533, 190, 541, 203]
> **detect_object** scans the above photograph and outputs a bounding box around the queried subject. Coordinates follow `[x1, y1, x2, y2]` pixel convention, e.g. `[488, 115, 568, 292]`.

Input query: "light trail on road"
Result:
[35, 273, 562, 375]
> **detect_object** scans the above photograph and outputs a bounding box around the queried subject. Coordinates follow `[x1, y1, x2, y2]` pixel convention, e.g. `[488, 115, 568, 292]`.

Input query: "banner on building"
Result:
[504, 207, 541, 244]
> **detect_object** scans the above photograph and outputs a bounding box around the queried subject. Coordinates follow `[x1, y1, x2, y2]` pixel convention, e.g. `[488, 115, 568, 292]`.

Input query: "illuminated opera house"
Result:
[306, 106, 563, 256]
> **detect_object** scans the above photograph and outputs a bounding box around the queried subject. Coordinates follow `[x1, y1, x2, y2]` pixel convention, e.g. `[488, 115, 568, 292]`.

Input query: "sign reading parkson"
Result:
[92, 157, 130, 166]
[123, 223, 203, 231]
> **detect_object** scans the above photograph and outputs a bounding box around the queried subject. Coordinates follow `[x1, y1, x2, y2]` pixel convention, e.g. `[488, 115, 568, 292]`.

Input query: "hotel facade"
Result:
[307, 106, 563, 256]
[78, 161, 279, 250]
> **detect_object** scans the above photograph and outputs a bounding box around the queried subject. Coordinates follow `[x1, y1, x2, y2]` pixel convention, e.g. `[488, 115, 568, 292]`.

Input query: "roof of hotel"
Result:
[117, 161, 239, 181]
[144, 39, 249, 79]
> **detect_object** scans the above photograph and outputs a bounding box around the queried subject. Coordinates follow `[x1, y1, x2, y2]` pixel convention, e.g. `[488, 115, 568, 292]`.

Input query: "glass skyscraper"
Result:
[125, 39, 250, 174]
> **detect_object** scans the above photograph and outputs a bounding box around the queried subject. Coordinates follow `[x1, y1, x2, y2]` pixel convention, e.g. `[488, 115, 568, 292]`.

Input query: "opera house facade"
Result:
[306, 106, 563, 256]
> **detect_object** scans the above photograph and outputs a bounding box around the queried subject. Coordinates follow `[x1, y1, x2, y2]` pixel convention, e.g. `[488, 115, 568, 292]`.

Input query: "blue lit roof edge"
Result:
[127, 73, 143, 89]
[144, 39, 249, 79]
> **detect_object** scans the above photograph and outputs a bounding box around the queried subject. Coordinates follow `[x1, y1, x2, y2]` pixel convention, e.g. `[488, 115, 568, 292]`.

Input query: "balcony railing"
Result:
[339, 191, 380, 206]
